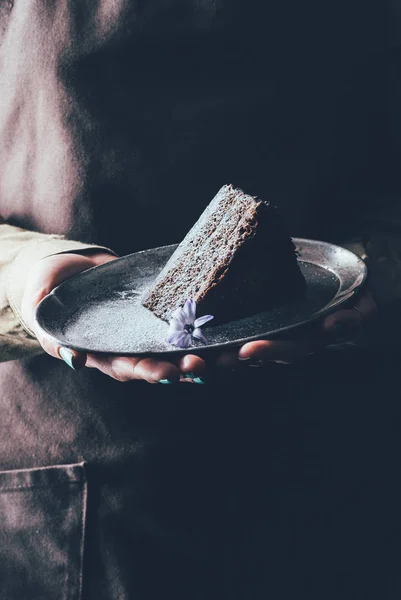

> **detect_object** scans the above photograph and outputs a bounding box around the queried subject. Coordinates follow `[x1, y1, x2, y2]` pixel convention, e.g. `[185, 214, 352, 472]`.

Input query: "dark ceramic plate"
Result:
[34, 239, 367, 356]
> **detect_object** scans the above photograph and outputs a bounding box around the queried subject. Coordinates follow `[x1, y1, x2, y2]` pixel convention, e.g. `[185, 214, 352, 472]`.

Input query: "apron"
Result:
[0, 1, 398, 598]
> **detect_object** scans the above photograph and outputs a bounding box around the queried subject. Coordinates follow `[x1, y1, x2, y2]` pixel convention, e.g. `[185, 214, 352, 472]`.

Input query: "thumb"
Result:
[321, 307, 363, 341]
[322, 290, 377, 339]
[21, 253, 94, 368]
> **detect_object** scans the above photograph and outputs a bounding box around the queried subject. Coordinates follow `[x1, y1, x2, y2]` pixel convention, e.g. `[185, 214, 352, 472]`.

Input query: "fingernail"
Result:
[183, 372, 197, 379]
[238, 356, 251, 361]
[59, 347, 78, 370]
[193, 377, 205, 384]
[158, 379, 174, 384]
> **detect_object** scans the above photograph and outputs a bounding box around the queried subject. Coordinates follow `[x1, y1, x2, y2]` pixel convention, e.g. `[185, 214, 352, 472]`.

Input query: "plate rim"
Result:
[34, 238, 368, 356]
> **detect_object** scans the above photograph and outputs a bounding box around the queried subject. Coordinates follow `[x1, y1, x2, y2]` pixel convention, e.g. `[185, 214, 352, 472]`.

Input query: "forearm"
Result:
[0, 220, 115, 362]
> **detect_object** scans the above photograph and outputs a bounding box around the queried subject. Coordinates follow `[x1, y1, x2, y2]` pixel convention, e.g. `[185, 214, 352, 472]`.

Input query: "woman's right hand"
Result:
[20, 252, 207, 383]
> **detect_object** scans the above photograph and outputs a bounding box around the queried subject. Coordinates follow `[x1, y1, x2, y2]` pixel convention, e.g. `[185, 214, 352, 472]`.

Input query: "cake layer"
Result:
[142, 184, 306, 323]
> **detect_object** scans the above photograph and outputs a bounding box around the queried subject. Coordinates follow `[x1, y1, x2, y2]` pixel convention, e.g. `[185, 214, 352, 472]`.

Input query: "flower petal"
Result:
[194, 314, 214, 328]
[179, 332, 192, 348]
[170, 307, 186, 327]
[167, 331, 185, 345]
[168, 320, 184, 333]
[184, 298, 196, 324]
[192, 328, 207, 343]
[167, 331, 193, 348]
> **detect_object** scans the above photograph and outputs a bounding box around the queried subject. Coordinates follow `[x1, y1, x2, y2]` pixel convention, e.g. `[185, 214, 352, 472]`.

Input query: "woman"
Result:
[0, 1, 399, 599]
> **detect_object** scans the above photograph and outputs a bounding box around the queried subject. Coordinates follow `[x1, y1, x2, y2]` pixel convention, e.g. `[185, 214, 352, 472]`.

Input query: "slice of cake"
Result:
[142, 184, 306, 323]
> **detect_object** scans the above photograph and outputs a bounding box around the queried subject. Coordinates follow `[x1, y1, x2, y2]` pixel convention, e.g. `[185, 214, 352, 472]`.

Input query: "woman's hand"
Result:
[21, 252, 207, 384]
[217, 290, 378, 368]
[21, 250, 377, 381]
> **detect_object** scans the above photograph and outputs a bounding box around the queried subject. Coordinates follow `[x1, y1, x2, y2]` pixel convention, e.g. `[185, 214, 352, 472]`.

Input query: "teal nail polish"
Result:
[238, 356, 251, 361]
[59, 347, 76, 370]
[158, 379, 173, 384]
[193, 377, 205, 384]
[183, 372, 197, 379]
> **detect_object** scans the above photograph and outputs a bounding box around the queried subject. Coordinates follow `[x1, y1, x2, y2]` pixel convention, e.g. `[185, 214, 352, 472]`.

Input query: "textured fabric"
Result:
[0, 463, 87, 600]
[0, 2, 400, 599]
[0, 349, 399, 600]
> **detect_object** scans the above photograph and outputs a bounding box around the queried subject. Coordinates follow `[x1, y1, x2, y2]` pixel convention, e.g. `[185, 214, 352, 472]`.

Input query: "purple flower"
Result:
[167, 299, 214, 349]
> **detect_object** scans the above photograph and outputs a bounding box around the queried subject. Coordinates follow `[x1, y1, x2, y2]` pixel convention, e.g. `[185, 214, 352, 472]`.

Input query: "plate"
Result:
[34, 238, 367, 356]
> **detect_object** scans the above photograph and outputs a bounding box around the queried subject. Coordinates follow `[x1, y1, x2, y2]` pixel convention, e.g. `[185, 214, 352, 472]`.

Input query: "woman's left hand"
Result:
[214, 290, 377, 369]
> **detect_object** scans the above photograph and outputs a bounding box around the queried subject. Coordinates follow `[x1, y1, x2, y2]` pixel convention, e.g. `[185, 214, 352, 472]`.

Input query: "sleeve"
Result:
[331, 197, 401, 350]
[362, 205, 401, 308]
[0, 219, 117, 362]
[355, 42, 401, 347]
[365, 44, 401, 313]
[331, 37, 401, 349]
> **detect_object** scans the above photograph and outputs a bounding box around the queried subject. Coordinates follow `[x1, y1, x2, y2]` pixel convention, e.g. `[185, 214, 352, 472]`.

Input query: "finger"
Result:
[85, 354, 181, 384]
[21, 254, 97, 366]
[322, 308, 363, 336]
[176, 354, 207, 382]
[322, 290, 378, 336]
[26, 322, 87, 369]
[21, 254, 95, 329]
[31, 325, 87, 369]
[87, 252, 118, 266]
[57, 346, 87, 370]
[238, 338, 322, 364]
